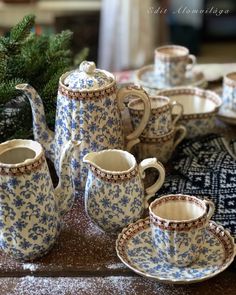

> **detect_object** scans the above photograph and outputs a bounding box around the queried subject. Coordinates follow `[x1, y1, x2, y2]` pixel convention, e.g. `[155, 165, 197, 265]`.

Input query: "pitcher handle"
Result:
[139, 158, 165, 209]
[170, 101, 184, 126]
[173, 125, 187, 150]
[117, 85, 151, 151]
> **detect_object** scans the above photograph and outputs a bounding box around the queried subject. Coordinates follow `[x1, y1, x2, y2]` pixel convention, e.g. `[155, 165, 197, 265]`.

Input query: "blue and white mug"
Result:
[222, 72, 236, 111]
[149, 194, 215, 267]
[154, 45, 196, 87]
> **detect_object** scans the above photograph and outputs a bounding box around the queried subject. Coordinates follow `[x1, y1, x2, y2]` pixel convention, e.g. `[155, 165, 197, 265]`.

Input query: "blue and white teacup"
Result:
[128, 96, 183, 138]
[222, 72, 236, 111]
[149, 194, 215, 267]
[154, 45, 196, 87]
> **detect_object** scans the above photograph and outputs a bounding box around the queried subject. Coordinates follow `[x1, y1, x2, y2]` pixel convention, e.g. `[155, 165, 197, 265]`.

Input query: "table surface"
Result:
[0, 80, 236, 295]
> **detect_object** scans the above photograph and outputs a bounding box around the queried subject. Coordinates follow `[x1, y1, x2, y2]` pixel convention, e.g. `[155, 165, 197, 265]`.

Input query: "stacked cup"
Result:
[128, 95, 187, 163]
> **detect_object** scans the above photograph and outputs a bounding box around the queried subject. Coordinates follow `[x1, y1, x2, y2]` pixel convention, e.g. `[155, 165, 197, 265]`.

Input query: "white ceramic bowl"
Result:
[157, 87, 222, 138]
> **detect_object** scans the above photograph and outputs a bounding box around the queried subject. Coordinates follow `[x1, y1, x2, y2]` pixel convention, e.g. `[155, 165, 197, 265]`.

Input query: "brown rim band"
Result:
[149, 213, 208, 231]
[88, 164, 139, 183]
[0, 155, 45, 176]
[155, 46, 189, 61]
[224, 74, 236, 87]
[58, 84, 117, 100]
[129, 104, 170, 116]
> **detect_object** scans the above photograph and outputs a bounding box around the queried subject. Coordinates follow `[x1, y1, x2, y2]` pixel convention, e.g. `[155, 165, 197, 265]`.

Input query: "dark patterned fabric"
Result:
[156, 134, 236, 238]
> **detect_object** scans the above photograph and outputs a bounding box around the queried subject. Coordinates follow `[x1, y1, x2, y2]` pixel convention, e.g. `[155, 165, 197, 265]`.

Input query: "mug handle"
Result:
[170, 101, 184, 126]
[203, 199, 215, 220]
[117, 85, 151, 150]
[139, 158, 165, 208]
[173, 125, 187, 150]
[187, 54, 196, 71]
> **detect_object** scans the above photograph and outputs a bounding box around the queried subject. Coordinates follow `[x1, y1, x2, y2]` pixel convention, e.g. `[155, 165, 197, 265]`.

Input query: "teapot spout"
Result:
[16, 83, 55, 163]
[55, 140, 81, 217]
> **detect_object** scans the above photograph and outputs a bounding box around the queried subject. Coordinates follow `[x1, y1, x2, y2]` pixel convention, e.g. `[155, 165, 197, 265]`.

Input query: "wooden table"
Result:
[0, 197, 235, 295]
[0, 81, 235, 294]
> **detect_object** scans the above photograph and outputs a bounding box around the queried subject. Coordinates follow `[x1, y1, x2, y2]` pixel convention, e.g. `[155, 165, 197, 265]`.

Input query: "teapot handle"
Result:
[139, 158, 165, 209]
[117, 85, 151, 151]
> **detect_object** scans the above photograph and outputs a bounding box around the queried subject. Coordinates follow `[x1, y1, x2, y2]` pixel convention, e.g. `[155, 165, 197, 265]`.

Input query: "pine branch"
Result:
[10, 15, 35, 44]
[0, 14, 88, 141]
[0, 78, 25, 105]
[48, 30, 73, 54]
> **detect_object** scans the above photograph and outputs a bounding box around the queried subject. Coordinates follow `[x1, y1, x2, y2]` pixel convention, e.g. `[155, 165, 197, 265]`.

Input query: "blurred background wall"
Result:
[0, 0, 236, 71]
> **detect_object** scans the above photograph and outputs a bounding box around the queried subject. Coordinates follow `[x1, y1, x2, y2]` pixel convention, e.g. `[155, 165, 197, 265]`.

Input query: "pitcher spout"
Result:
[83, 152, 98, 167]
[83, 149, 136, 173]
[16, 83, 55, 163]
[55, 140, 81, 217]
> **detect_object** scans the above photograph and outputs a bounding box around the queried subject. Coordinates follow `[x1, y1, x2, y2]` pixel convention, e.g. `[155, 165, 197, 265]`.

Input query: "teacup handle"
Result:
[187, 54, 196, 71]
[170, 101, 184, 126]
[117, 85, 151, 151]
[139, 158, 165, 208]
[173, 125, 187, 149]
[203, 199, 215, 220]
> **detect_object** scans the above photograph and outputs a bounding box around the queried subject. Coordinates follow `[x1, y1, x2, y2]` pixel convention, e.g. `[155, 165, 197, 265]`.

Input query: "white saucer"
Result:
[135, 65, 207, 93]
[218, 104, 236, 125]
[116, 217, 235, 284]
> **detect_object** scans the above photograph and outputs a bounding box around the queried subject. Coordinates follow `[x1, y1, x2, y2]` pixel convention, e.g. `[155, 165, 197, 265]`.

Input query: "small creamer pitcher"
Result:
[83, 149, 165, 232]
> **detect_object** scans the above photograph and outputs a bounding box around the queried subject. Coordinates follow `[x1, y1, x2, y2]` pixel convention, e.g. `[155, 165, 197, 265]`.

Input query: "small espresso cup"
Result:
[222, 72, 236, 111]
[154, 45, 196, 87]
[128, 96, 183, 138]
[149, 194, 215, 267]
[135, 125, 187, 163]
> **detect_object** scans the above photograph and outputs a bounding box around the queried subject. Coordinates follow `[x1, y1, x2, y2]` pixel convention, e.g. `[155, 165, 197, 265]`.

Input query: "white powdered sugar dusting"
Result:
[22, 264, 39, 272]
[0, 273, 235, 295]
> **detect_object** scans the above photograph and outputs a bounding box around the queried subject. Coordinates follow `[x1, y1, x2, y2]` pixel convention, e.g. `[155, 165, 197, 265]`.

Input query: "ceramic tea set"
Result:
[0, 45, 235, 284]
[15, 62, 152, 190]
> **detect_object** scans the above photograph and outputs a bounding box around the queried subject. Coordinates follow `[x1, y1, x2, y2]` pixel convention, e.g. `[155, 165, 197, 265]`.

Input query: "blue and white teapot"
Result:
[16, 61, 151, 191]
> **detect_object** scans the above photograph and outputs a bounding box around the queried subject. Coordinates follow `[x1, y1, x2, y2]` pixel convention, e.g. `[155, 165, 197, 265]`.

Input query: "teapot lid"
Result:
[63, 61, 114, 91]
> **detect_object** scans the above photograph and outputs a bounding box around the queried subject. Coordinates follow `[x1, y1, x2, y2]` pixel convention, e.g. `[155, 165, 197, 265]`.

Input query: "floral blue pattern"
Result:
[151, 225, 206, 266]
[154, 60, 187, 87]
[0, 160, 60, 261]
[116, 218, 235, 283]
[85, 172, 144, 232]
[64, 68, 113, 91]
[130, 111, 172, 138]
[222, 83, 236, 111]
[54, 92, 124, 189]
[0, 139, 76, 261]
[17, 84, 124, 191]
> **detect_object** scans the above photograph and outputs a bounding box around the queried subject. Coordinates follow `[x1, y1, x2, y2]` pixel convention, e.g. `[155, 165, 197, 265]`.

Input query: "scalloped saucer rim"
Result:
[116, 217, 236, 284]
[135, 65, 207, 90]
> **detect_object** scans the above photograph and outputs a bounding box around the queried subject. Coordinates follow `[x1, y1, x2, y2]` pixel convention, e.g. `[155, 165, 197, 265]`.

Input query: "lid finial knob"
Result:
[79, 61, 96, 75]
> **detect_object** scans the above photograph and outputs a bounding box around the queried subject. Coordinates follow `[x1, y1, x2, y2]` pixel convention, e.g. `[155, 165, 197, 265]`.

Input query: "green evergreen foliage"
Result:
[0, 14, 87, 142]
